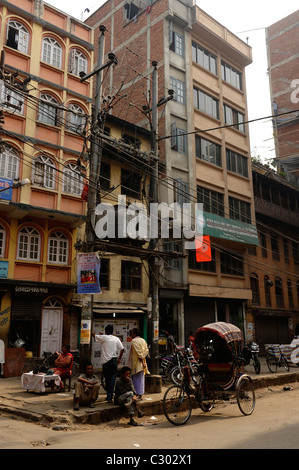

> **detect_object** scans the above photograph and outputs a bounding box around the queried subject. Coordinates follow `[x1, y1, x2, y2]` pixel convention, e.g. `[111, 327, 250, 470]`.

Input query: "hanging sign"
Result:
[195, 235, 212, 262]
[77, 252, 101, 294]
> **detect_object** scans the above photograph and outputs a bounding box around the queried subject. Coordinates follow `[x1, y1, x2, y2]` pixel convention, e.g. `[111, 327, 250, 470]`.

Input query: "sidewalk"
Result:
[0, 358, 299, 428]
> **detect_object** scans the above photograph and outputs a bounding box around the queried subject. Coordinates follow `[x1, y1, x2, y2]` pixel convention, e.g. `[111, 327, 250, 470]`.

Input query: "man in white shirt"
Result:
[92, 325, 124, 403]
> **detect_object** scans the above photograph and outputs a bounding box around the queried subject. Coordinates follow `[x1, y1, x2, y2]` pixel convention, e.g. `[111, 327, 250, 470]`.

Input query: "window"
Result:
[68, 49, 87, 76]
[221, 61, 242, 90]
[164, 242, 182, 270]
[226, 150, 248, 178]
[0, 224, 6, 258]
[264, 276, 272, 307]
[63, 163, 83, 196]
[193, 88, 219, 119]
[1, 85, 24, 114]
[220, 252, 244, 276]
[174, 179, 189, 205]
[48, 231, 68, 264]
[275, 277, 284, 308]
[100, 258, 109, 289]
[0, 145, 19, 180]
[170, 77, 185, 104]
[192, 42, 217, 75]
[223, 104, 245, 132]
[121, 168, 141, 199]
[41, 37, 62, 68]
[283, 237, 289, 264]
[287, 280, 294, 309]
[188, 248, 216, 272]
[6, 21, 29, 54]
[197, 186, 224, 217]
[260, 232, 267, 258]
[38, 94, 60, 126]
[195, 136, 221, 167]
[229, 197, 251, 224]
[100, 162, 111, 191]
[32, 155, 55, 189]
[250, 273, 260, 305]
[124, 2, 140, 20]
[292, 241, 299, 265]
[66, 104, 87, 133]
[270, 232, 280, 261]
[17, 226, 40, 261]
[169, 28, 184, 56]
[121, 261, 141, 291]
[170, 123, 187, 153]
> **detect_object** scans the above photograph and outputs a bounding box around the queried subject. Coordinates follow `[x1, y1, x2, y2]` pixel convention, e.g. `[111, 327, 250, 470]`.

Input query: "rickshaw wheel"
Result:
[236, 376, 255, 416]
[163, 385, 192, 426]
[198, 377, 214, 412]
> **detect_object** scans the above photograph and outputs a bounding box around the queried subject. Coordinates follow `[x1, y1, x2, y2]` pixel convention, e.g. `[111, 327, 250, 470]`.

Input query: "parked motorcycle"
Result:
[169, 345, 200, 385]
[243, 341, 261, 374]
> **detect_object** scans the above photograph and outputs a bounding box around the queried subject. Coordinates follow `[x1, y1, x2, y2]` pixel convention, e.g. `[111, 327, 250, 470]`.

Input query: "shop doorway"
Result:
[40, 299, 63, 356]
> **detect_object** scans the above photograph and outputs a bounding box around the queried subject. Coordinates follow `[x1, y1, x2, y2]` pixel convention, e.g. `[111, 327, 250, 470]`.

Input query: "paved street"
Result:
[1, 382, 299, 450]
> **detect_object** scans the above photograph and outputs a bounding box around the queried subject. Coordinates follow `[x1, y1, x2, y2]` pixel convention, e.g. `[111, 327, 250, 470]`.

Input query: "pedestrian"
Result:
[74, 363, 100, 410]
[129, 328, 149, 400]
[92, 325, 124, 403]
[114, 366, 145, 426]
[165, 330, 175, 353]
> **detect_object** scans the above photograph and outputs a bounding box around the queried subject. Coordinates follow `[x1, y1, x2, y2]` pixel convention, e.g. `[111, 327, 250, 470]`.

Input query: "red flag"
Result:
[81, 183, 88, 201]
[195, 235, 212, 262]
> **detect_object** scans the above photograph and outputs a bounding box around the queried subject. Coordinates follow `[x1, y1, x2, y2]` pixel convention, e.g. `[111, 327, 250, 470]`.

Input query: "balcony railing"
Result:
[254, 197, 299, 228]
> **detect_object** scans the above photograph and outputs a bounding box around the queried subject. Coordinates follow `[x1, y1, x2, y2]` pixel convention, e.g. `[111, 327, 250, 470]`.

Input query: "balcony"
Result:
[254, 197, 299, 228]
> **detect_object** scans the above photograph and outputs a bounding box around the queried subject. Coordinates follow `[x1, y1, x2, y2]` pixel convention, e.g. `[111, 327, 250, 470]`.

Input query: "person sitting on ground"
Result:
[74, 363, 100, 410]
[114, 366, 145, 427]
[51, 344, 73, 391]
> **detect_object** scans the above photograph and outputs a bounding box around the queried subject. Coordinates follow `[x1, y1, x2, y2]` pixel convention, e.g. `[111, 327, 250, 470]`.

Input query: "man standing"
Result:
[92, 325, 124, 403]
[129, 328, 149, 400]
[74, 363, 100, 410]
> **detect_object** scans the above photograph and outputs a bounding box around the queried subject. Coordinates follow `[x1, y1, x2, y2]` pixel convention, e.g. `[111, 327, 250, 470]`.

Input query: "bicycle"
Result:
[266, 345, 290, 373]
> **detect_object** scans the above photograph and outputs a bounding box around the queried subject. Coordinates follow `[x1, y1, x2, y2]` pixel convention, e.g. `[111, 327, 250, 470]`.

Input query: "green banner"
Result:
[197, 210, 259, 246]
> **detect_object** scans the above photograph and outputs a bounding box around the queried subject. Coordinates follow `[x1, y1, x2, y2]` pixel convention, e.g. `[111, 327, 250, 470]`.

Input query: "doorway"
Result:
[40, 299, 63, 356]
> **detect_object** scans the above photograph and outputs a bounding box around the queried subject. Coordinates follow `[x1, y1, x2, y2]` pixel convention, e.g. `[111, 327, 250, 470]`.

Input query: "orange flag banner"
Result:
[195, 235, 212, 262]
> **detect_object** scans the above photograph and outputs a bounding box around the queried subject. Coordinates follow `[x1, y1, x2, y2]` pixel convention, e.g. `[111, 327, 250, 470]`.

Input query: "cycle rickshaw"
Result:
[163, 322, 256, 426]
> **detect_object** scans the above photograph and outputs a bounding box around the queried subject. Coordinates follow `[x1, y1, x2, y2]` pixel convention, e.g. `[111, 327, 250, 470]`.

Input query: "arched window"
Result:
[0, 145, 20, 180]
[275, 277, 284, 308]
[6, 20, 29, 54]
[66, 103, 87, 133]
[41, 37, 62, 68]
[68, 49, 87, 76]
[48, 231, 69, 264]
[32, 155, 56, 189]
[264, 275, 272, 307]
[63, 163, 83, 196]
[17, 226, 41, 261]
[250, 273, 260, 305]
[0, 224, 6, 258]
[38, 93, 60, 126]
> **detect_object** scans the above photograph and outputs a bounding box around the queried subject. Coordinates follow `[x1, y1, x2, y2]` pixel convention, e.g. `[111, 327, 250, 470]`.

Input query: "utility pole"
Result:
[79, 25, 117, 365]
[148, 61, 173, 375]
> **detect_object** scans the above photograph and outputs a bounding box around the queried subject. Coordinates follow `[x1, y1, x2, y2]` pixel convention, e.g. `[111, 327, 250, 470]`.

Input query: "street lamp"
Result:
[0, 178, 30, 193]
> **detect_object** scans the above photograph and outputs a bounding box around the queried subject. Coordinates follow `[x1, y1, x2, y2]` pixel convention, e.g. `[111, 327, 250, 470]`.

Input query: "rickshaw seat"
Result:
[205, 362, 233, 385]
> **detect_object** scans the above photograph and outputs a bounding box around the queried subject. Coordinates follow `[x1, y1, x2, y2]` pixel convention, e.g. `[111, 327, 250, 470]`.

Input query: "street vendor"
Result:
[51, 344, 73, 390]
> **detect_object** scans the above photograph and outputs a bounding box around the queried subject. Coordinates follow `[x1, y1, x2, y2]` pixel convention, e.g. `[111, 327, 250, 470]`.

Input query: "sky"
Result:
[45, 0, 299, 164]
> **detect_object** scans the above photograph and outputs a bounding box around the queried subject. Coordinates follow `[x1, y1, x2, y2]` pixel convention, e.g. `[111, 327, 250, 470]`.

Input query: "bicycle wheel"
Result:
[266, 351, 277, 373]
[170, 366, 183, 385]
[163, 385, 192, 426]
[198, 377, 214, 413]
[281, 355, 290, 372]
[253, 356, 261, 375]
[236, 376, 255, 416]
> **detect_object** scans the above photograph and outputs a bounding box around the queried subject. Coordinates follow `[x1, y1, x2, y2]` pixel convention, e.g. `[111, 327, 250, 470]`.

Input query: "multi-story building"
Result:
[73, 113, 152, 366]
[266, 10, 299, 183]
[247, 162, 299, 349]
[85, 0, 259, 343]
[0, 0, 93, 358]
